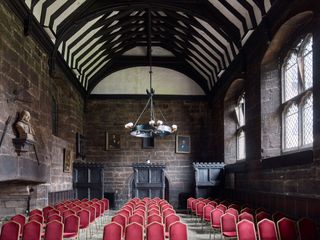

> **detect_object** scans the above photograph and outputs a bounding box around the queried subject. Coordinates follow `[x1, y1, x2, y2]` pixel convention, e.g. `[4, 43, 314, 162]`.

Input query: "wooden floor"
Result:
[87, 210, 218, 240]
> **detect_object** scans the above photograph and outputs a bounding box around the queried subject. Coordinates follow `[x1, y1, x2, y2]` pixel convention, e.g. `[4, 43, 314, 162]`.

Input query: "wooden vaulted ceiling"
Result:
[19, 0, 275, 96]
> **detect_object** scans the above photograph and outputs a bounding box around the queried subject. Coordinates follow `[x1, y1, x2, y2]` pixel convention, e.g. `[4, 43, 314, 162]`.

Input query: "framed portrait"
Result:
[176, 135, 191, 153]
[142, 137, 154, 149]
[63, 148, 73, 172]
[106, 132, 121, 150]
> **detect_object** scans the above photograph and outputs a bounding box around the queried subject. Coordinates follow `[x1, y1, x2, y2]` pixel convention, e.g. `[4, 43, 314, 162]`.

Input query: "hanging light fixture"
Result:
[124, 9, 177, 138]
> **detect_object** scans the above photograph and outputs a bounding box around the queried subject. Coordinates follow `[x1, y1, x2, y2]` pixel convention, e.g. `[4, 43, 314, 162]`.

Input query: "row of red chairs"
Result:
[103, 197, 188, 240]
[188, 197, 318, 240]
[0, 197, 109, 240]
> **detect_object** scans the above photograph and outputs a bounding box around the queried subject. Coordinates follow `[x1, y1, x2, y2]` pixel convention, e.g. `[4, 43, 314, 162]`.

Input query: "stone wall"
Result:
[0, 1, 84, 217]
[85, 98, 210, 208]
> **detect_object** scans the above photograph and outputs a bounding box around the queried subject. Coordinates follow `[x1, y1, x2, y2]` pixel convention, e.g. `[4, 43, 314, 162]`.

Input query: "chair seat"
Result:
[212, 224, 220, 228]
[223, 231, 237, 237]
[63, 232, 79, 238]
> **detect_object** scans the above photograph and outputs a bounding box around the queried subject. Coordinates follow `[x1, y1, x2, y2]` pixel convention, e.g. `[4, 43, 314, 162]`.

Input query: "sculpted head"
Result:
[20, 110, 31, 122]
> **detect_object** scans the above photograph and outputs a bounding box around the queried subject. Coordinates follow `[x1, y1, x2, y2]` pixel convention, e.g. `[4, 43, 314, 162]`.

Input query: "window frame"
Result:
[281, 33, 313, 153]
[235, 92, 246, 160]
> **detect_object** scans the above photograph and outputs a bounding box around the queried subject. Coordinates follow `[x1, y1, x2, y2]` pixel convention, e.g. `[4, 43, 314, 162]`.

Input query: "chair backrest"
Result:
[118, 209, 130, 221]
[92, 203, 101, 218]
[220, 213, 237, 238]
[256, 211, 271, 223]
[62, 209, 76, 220]
[129, 214, 144, 226]
[191, 200, 199, 212]
[148, 209, 160, 216]
[0, 221, 20, 240]
[147, 214, 162, 225]
[22, 220, 41, 240]
[195, 201, 206, 217]
[162, 208, 175, 220]
[169, 221, 187, 240]
[47, 214, 62, 223]
[146, 222, 165, 240]
[255, 207, 267, 215]
[124, 222, 144, 240]
[11, 214, 26, 235]
[203, 205, 215, 222]
[238, 212, 254, 222]
[210, 208, 224, 228]
[297, 218, 317, 240]
[112, 214, 127, 235]
[216, 204, 227, 213]
[225, 208, 239, 221]
[165, 214, 180, 232]
[28, 214, 44, 224]
[64, 215, 80, 235]
[236, 219, 257, 240]
[103, 222, 123, 240]
[187, 197, 195, 209]
[87, 206, 96, 223]
[277, 217, 298, 240]
[71, 206, 82, 213]
[228, 204, 241, 212]
[257, 218, 278, 240]
[42, 206, 54, 220]
[77, 209, 90, 229]
[272, 212, 286, 224]
[208, 200, 218, 207]
[240, 207, 253, 214]
[44, 220, 63, 240]
[102, 198, 110, 211]
[29, 209, 42, 217]
[48, 209, 60, 218]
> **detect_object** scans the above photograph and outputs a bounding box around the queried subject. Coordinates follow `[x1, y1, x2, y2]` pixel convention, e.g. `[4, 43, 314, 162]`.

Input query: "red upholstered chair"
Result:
[208, 201, 218, 208]
[220, 213, 237, 239]
[29, 209, 42, 217]
[11, 214, 26, 236]
[112, 214, 127, 236]
[225, 208, 239, 222]
[161, 205, 173, 213]
[146, 222, 165, 240]
[44, 220, 63, 240]
[272, 212, 286, 224]
[228, 204, 241, 212]
[148, 209, 160, 216]
[0, 221, 20, 240]
[123, 206, 133, 215]
[203, 204, 215, 223]
[22, 220, 41, 240]
[118, 209, 130, 222]
[210, 208, 224, 240]
[47, 214, 63, 223]
[165, 214, 180, 235]
[203, 199, 211, 204]
[91, 198, 99, 202]
[71, 206, 82, 213]
[191, 200, 200, 215]
[162, 208, 175, 222]
[238, 212, 254, 222]
[42, 206, 54, 221]
[195, 201, 206, 221]
[28, 214, 44, 225]
[77, 209, 90, 239]
[257, 218, 278, 240]
[133, 209, 145, 218]
[255, 207, 267, 215]
[63, 209, 76, 220]
[147, 214, 162, 225]
[103, 222, 123, 240]
[240, 207, 253, 215]
[124, 222, 144, 240]
[256, 211, 271, 223]
[48, 209, 60, 218]
[298, 218, 318, 240]
[63, 214, 80, 239]
[129, 214, 144, 226]
[169, 221, 187, 240]
[277, 217, 298, 240]
[102, 198, 110, 214]
[216, 204, 227, 213]
[236, 219, 257, 240]
[187, 197, 195, 213]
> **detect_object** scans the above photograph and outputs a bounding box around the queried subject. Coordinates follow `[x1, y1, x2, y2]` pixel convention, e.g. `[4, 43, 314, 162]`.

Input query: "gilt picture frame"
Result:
[106, 132, 121, 150]
[176, 135, 190, 153]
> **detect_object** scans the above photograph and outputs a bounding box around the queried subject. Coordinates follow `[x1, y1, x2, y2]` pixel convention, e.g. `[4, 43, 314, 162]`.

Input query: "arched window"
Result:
[282, 34, 313, 151]
[235, 93, 245, 160]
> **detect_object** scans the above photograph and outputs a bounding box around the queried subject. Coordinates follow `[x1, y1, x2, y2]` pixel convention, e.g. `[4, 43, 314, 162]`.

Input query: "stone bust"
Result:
[15, 110, 35, 141]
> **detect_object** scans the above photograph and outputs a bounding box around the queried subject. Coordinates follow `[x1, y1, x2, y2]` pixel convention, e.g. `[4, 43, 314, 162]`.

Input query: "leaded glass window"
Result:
[282, 34, 313, 151]
[235, 93, 245, 160]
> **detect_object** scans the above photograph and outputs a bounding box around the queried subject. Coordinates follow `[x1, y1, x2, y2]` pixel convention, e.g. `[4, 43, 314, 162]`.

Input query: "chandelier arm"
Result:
[158, 107, 168, 122]
[133, 97, 152, 127]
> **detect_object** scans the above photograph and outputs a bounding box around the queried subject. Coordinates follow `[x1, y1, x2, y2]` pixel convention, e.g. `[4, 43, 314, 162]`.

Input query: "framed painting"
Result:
[106, 132, 121, 150]
[63, 148, 73, 172]
[176, 135, 191, 153]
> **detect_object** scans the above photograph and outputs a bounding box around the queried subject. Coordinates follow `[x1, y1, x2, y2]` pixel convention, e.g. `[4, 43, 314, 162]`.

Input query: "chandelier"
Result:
[124, 9, 177, 138]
